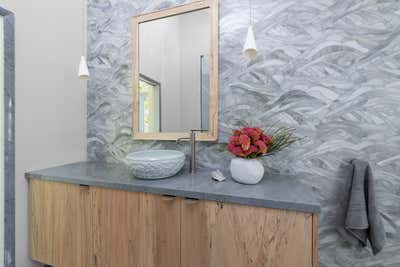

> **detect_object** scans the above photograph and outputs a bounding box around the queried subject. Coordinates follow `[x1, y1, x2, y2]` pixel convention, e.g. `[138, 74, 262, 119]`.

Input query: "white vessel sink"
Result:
[125, 150, 185, 179]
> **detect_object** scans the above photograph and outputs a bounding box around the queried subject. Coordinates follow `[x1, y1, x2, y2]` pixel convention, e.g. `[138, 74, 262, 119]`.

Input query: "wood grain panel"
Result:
[91, 188, 180, 267]
[91, 187, 141, 267]
[29, 179, 91, 267]
[312, 214, 318, 267]
[211, 203, 313, 267]
[149, 194, 181, 267]
[29, 179, 54, 264]
[30, 179, 316, 267]
[135, 0, 212, 23]
[208, 0, 219, 140]
[181, 198, 218, 267]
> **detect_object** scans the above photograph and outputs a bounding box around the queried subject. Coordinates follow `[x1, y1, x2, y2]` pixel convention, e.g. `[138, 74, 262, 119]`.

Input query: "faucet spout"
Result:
[177, 129, 205, 174]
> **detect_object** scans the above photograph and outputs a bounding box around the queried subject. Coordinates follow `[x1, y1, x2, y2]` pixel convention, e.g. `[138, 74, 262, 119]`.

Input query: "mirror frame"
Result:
[131, 0, 219, 141]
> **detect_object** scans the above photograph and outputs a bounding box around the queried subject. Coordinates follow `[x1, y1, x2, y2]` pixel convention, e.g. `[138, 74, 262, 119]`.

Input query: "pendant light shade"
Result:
[78, 0, 90, 80]
[78, 56, 90, 80]
[243, 25, 257, 61]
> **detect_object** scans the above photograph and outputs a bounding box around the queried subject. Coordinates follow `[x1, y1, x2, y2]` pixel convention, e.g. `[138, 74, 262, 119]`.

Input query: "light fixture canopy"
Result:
[78, 56, 90, 80]
[243, 25, 257, 61]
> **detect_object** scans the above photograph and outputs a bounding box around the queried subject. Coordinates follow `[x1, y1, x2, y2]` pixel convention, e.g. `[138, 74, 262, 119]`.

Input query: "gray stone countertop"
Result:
[25, 161, 320, 214]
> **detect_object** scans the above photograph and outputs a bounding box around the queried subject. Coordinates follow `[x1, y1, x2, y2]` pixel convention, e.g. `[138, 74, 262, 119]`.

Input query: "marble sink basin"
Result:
[125, 150, 185, 179]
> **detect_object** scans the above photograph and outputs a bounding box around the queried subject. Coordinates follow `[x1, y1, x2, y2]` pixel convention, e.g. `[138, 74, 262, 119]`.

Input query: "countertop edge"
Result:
[26, 171, 321, 214]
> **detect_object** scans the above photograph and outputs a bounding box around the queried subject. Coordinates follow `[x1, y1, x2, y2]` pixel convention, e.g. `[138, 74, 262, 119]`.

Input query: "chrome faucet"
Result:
[177, 129, 205, 174]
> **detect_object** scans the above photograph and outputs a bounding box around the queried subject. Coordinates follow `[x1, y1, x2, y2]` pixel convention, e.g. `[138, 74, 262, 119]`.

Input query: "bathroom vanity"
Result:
[27, 162, 320, 267]
[26, 3, 320, 266]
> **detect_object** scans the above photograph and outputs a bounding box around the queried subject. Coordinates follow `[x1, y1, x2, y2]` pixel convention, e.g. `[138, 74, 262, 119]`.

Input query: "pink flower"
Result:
[255, 128, 264, 135]
[227, 143, 245, 157]
[255, 140, 268, 154]
[227, 142, 235, 151]
[262, 134, 273, 144]
[229, 136, 241, 146]
[239, 134, 251, 151]
[243, 127, 260, 142]
[227, 127, 275, 158]
[243, 145, 259, 157]
[233, 129, 242, 136]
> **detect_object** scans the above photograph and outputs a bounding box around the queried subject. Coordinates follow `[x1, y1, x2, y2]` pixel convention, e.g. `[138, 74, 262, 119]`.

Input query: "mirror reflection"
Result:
[138, 8, 210, 133]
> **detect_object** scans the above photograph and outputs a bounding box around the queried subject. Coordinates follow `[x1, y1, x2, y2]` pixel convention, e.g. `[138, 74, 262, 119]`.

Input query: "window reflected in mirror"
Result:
[200, 54, 210, 131]
[139, 75, 160, 133]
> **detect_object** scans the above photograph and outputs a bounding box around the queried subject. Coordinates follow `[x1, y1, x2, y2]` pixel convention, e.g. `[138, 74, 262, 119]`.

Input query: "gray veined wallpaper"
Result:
[87, 0, 400, 266]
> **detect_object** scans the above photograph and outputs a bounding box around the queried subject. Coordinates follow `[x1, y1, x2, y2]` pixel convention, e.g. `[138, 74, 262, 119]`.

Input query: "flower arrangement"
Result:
[227, 126, 299, 159]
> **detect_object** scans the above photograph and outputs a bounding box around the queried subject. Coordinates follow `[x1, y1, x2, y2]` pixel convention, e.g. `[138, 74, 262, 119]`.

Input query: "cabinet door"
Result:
[91, 187, 141, 267]
[91, 188, 180, 267]
[211, 203, 313, 267]
[29, 179, 91, 267]
[181, 198, 218, 267]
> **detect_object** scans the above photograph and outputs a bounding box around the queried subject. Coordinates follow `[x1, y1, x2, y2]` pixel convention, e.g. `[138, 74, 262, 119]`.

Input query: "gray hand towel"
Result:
[345, 159, 386, 255]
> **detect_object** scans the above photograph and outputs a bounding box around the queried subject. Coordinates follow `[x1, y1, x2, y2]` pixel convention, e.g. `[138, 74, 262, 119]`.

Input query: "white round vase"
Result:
[230, 158, 264, 185]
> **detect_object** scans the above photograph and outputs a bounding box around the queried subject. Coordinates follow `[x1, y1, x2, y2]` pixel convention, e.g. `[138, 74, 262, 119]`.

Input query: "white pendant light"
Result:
[78, 0, 90, 80]
[243, 0, 257, 61]
[243, 26, 257, 61]
[78, 56, 90, 80]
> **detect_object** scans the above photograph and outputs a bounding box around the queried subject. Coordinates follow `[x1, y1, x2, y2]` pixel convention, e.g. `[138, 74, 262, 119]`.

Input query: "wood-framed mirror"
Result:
[131, 0, 219, 141]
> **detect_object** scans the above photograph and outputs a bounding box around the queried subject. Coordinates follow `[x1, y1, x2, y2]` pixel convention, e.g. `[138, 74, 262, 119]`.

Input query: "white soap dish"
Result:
[211, 170, 226, 182]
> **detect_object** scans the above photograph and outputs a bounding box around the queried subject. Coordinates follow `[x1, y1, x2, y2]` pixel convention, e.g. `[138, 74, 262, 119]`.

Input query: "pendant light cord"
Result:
[83, 0, 87, 57]
[249, 0, 252, 26]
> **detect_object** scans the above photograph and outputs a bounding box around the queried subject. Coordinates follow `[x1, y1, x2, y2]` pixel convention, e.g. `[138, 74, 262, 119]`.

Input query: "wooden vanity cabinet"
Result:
[180, 200, 316, 267]
[29, 179, 91, 267]
[211, 203, 313, 267]
[29, 179, 318, 267]
[91, 188, 180, 267]
[180, 199, 217, 267]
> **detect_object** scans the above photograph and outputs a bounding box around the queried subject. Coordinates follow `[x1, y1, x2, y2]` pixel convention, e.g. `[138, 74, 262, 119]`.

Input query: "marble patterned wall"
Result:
[87, 0, 400, 266]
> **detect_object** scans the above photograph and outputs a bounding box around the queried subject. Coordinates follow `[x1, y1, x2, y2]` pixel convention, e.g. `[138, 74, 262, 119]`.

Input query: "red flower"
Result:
[233, 129, 242, 136]
[230, 136, 241, 146]
[255, 127, 264, 135]
[255, 140, 268, 154]
[227, 142, 235, 151]
[243, 127, 260, 142]
[239, 134, 251, 151]
[227, 127, 274, 158]
[243, 145, 259, 156]
[262, 134, 273, 144]
[227, 143, 245, 157]
[242, 127, 263, 142]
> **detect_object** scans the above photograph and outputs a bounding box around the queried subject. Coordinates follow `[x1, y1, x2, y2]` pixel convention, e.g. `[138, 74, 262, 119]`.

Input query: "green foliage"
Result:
[266, 127, 300, 156]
